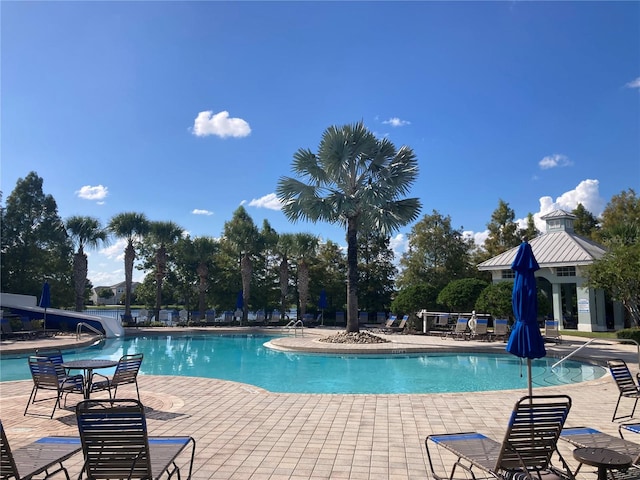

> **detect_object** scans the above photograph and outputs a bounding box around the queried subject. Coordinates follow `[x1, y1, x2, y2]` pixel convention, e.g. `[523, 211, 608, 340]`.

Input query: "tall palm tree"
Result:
[65, 216, 109, 312]
[148, 221, 183, 323]
[223, 206, 260, 323]
[275, 233, 295, 319]
[292, 233, 319, 320]
[108, 212, 149, 321]
[277, 121, 421, 332]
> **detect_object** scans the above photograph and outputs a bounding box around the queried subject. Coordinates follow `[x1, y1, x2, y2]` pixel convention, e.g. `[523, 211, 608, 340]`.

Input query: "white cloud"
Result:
[625, 77, 640, 89]
[192, 209, 213, 216]
[192, 110, 251, 138]
[462, 179, 604, 246]
[247, 193, 282, 211]
[533, 179, 604, 231]
[76, 185, 108, 201]
[382, 117, 411, 127]
[100, 238, 128, 262]
[389, 233, 408, 260]
[538, 154, 573, 170]
[464, 229, 489, 246]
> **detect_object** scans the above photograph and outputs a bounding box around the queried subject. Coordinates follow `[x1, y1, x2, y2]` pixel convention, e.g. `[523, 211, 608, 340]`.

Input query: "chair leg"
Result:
[23, 384, 38, 416]
[612, 395, 623, 421]
[134, 382, 140, 402]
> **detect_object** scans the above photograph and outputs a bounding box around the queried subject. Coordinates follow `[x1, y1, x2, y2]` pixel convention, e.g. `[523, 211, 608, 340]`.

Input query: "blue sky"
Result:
[2, 1, 639, 287]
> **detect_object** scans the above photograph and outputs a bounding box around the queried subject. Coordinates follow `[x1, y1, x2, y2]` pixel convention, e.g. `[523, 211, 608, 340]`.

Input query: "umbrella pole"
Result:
[527, 359, 533, 397]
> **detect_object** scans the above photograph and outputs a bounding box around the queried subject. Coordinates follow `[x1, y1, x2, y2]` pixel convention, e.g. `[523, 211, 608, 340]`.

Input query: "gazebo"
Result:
[478, 209, 625, 332]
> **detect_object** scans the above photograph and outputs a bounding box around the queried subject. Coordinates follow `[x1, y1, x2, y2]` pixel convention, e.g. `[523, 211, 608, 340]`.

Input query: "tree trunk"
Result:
[298, 260, 309, 319]
[73, 248, 87, 312]
[155, 246, 166, 323]
[197, 262, 208, 320]
[279, 258, 288, 317]
[124, 241, 135, 318]
[241, 253, 252, 322]
[346, 217, 359, 333]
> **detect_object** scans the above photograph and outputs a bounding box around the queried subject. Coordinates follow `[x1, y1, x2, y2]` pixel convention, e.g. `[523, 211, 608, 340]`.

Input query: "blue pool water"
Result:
[0, 334, 606, 394]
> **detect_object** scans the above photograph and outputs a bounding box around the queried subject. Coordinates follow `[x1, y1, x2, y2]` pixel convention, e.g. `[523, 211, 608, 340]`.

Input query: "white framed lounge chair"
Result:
[544, 320, 562, 343]
[492, 319, 509, 342]
[470, 318, 489, 341]
[449, 317, 469, 340]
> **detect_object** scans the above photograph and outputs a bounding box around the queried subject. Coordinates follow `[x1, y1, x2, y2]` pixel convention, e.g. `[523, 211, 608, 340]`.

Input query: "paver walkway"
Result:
[1, 327, 637, 479]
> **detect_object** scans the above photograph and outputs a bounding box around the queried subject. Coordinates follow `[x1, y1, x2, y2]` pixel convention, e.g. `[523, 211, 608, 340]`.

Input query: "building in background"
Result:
[478, 209, 625, 332]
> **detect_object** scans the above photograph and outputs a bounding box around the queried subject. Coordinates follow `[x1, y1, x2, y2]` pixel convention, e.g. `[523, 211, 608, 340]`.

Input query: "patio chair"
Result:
[619, 423, 640, 439]
[492, 319, 510, 342]
[470, 318, 489, 341]
[449, 317, 470, 340]
[0, 319, 34, 340]
[387, 315, 408, 333]
[24, 355, 85, 419]
[1, 420, 82, 480]
[35, 347, 83, 383]
[560, 427, 640, 476]
[608, 359, 640, 421]
[544, 320, 562, 344]
[425, 394, 573, 480]
[90, 353, 143, 401]
[75, 399, 195, 480]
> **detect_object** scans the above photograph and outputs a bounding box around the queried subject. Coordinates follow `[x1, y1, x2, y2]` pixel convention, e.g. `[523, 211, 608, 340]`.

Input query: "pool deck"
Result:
[1, 327, 638, 479]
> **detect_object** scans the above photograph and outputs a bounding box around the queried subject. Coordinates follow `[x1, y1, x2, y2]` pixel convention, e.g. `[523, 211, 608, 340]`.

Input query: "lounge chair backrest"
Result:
[76, 399, 153, 479]
[474, 318, 488, 334]
[494, 319, 508, 333]
[137, 309, 148, 322]
[0, 421, 20, 479]
[496, 395, 571, 472]
[436, 315, 449, 327]
[545, 320, 559, 334]
[455, 318, 468, 333]
[112, 354, 143, 387]
[386, 315, 397, 327]
[608, 359, 639, 395]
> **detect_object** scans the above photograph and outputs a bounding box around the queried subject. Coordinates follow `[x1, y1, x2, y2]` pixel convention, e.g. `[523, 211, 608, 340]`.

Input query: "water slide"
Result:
[0, 293, 124, 338]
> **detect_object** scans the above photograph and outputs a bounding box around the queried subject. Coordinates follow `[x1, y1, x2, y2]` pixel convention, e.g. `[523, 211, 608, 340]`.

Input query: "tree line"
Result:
[2, 123, 638, 330]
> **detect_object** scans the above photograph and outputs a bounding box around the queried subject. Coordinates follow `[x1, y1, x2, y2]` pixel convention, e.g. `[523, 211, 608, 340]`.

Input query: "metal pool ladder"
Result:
[285, 319, 304, 336]
[76, 322, 105, 341]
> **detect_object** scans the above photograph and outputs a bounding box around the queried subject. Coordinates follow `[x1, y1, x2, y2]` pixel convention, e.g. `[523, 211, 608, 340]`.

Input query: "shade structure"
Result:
[506, 241, 546, 396]
[39, 281, 51, 331]
[318, 289, 327, 325]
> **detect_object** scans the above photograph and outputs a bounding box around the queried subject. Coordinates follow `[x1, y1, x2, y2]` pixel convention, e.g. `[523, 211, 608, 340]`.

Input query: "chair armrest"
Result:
[91, 372, 110, 383]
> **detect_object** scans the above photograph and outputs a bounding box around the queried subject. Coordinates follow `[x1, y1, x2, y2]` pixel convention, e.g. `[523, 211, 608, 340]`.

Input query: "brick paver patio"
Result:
[1, 327, 637, 479]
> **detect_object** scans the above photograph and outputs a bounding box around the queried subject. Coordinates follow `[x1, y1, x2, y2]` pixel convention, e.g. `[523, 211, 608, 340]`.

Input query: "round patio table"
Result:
[573, 447, 632, 480]
[61, 359, 118, 399]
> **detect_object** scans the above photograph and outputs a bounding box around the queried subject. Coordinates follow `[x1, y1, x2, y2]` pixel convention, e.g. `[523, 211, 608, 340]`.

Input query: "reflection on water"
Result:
[0, 334, 607, 394]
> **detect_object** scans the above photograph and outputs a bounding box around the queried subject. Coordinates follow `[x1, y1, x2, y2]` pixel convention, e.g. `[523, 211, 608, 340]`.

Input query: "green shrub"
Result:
[616, 328, 640, 343]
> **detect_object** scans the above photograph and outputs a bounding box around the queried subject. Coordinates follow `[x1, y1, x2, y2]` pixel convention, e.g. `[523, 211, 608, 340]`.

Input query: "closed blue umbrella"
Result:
[506, 241, 546, 396]
[39, 281, 51, 331]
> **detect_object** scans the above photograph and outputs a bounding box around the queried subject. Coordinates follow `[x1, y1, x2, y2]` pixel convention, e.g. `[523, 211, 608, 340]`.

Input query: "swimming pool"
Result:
[0, 334, 607, 393]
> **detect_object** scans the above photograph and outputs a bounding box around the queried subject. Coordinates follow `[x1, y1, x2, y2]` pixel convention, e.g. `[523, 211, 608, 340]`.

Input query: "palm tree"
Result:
[66, 216, 109, 312]
[108, 212, 149, 321]
[223, 206, 260, 323]
[148, 221, 183, 323]
[292, 233, 319, 320]
[275, 233, 295, 319]
[277, 121, 421, 332]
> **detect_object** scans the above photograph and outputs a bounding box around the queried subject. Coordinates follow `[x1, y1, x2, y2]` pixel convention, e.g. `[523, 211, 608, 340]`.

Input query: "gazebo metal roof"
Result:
[477, 230, 607, 270]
